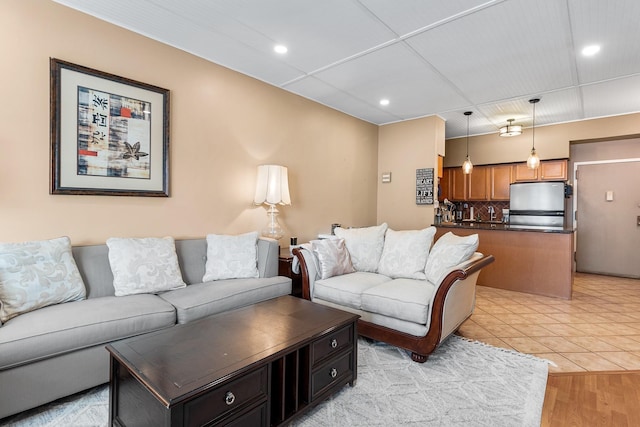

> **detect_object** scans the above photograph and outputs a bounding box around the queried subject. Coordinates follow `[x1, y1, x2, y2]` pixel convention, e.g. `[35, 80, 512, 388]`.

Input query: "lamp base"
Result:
[262, 204, 285, 240]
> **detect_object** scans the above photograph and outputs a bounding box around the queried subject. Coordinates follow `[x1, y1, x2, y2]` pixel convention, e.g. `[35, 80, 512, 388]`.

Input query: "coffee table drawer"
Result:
[310, 351, 353, 400]
[183, 365, 268, 427]
[311, 324, 353, 365]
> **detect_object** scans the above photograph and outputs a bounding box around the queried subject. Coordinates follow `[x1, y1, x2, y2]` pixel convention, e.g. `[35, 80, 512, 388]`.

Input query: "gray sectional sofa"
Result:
[0, 237, 291, 420]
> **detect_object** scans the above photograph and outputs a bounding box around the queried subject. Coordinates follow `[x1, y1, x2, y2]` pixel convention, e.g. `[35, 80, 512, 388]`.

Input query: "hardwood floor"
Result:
[541, 371, 640, 427]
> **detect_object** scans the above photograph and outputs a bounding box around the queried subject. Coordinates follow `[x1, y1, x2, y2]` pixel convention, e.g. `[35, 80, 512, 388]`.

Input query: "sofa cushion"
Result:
[361, 279, 436, 324]
[203, 232, 260, 281]
[425, 232, 479, 285]
[313, 272, 390, 310]
[159, 276, 291, 324]
[0, 294, 175, 370]
[0, 237, 86, 323]
[107, 237, 187, 297]
[311, 238, 355, 279]
[377, 227, 436, 280]
[333, 223, 387, 272]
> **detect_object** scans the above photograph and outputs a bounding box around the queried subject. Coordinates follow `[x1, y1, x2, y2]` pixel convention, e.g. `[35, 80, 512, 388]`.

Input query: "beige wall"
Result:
[444, 113, 640, 167]
[0, 0, 379, 245]
[377, 116, 444, 229]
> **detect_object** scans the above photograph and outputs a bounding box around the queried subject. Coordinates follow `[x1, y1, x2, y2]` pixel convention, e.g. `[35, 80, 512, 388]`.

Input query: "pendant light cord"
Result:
[529, 98, 540, 150]
[464, 111, 472, 157]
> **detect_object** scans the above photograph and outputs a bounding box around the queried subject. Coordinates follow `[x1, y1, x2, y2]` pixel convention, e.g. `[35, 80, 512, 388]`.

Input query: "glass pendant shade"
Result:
[527, 148, 540, 169]
[462, 157, 473, 174]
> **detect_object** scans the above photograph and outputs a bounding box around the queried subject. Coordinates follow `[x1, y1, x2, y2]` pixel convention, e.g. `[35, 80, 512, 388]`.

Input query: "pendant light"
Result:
[499, 119, 522, 137]
[462, 111, 473, 174]
[527, 98, 541, 169]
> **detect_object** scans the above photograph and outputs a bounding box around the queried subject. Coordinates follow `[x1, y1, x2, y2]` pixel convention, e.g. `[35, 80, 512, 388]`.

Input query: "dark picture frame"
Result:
[50, 58, 170, 196]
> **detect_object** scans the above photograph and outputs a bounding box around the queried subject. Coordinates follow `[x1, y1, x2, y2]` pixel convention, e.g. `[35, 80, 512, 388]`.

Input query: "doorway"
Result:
[575, 160, 640, 278]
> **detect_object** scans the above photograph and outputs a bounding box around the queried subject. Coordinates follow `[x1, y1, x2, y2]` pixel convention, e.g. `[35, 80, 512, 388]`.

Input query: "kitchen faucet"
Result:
[488, 206, 496, 221]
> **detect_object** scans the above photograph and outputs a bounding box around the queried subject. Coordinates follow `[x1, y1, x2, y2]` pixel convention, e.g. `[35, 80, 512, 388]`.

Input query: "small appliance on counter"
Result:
[509, 181, 566, 229]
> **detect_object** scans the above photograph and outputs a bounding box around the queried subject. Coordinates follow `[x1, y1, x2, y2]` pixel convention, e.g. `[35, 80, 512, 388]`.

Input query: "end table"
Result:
[279, 247, 302, 297]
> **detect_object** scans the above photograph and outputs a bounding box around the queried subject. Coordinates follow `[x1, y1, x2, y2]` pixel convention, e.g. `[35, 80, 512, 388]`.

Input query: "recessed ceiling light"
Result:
[379, 99, 390, 106]
[274, 45, 288, 54]
[581, 45, 600, 56]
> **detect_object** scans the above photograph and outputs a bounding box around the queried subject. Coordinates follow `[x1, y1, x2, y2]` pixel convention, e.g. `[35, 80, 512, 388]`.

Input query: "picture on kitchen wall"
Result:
[416, 168, 434, 205]
[50, 58, 170, 196]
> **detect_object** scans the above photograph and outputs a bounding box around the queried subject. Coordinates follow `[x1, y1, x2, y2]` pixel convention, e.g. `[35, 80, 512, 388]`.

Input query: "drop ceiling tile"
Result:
[440, 110, 498, 139]
[570, 0, 640, 84]
[405, 0, 576, 104]
[582, 76, 640, 118]
[312, 42, 469, 118]
[206, 0, 399, 73]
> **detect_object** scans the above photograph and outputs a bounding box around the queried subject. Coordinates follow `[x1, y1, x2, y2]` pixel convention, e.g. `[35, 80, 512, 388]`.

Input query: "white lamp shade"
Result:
[253, 165, 291, 205]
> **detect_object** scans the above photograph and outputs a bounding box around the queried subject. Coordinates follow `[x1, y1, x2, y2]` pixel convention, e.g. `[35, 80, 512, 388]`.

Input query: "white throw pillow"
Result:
[0, 236, 86, 322]
[107, 237, 187, 297]
[424, 232, 479, 285]
[333, 223, 388, 272]
[203, 232, 259, 281]
[378, 227, 436, 280]
[311, 238, 356, 280]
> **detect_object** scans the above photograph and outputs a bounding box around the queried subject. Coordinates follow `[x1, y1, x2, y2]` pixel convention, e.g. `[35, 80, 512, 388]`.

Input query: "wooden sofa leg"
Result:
[411, 352, 428, 363]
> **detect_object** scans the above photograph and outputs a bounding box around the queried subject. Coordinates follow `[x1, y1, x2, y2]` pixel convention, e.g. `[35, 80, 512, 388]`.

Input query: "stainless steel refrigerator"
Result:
[509, 181, 566, 229]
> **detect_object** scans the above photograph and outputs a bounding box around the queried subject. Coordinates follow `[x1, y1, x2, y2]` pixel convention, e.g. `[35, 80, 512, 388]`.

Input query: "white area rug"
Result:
[1, 336, 548, 427]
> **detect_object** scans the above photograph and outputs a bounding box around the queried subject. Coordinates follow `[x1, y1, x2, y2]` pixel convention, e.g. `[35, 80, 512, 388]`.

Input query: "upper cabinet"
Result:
[489, 165, 512, 200]
[540, 160, 568, 181]
[467, 166, 489, 200]
[513, 159, 567, 182]
[441, 159, 567, 201]
[441, 166, 490, 201]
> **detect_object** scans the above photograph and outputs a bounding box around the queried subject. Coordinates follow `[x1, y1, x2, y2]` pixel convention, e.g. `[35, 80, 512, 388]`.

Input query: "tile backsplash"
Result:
[463, 201, 510, 222]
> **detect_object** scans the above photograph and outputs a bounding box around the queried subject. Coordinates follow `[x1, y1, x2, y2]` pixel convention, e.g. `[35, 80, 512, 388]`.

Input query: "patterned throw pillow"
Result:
[203, 232, 259, 281]
[377, 227, 436, 280]
[0, 236, 86, 323]
[107, 237, 187, 297]
[311, 238, 356, 280]
[424, 232, 479, 285]
[333, 223, 388, 272]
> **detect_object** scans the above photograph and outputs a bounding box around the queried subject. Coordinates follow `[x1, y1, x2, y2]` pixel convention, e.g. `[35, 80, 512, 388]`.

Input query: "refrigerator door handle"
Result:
[509, 210, 565, 217]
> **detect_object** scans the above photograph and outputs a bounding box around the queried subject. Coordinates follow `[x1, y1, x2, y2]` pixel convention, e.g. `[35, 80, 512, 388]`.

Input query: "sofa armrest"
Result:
[257, 237, 279, 278]
[431, 253, 494, 337]
[292, 246, 318, 300]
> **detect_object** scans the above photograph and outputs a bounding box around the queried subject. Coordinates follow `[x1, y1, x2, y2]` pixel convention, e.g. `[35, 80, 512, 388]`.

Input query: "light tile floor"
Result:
[458, 272, 640, 373]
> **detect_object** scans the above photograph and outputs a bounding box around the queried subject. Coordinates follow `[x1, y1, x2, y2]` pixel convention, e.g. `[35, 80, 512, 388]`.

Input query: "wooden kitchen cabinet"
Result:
[540, 160, 567, 180]
[513, 160, 567, 182]
[451, 167, 467, 201]
[490, 165, 512, 200]
[467, 166, 489, 200]
[438, 168, 451, 201]
[443, 166, 489, 201]
[513, 163, 538, 182]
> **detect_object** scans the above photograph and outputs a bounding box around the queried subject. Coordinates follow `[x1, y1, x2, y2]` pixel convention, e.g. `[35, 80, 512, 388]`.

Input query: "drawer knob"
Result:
[225, 391, 236, 406]
[331, 339, 338, 349]
[330, 368, 338, 378]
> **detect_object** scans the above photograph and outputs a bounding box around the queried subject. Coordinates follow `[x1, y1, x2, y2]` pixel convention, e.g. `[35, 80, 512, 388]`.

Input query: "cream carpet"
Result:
[1, 336, 548, 426]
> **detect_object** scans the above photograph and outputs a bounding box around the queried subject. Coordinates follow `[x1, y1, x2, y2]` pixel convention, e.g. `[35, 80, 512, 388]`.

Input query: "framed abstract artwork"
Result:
[50, 58, 170, 196]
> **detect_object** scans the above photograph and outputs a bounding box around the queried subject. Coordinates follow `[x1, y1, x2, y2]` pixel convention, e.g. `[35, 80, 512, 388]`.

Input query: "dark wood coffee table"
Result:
[106, 296, 359, 426]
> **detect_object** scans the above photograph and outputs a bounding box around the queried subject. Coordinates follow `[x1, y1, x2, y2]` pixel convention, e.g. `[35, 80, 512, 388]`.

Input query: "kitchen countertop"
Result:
[434, 221, 574, 234]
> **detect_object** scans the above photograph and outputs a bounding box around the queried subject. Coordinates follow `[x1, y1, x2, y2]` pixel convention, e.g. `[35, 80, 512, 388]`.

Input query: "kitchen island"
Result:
[435, 222, 574, 299]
